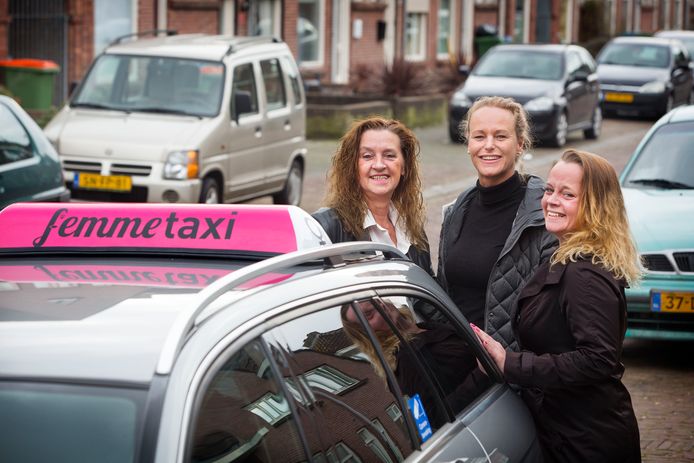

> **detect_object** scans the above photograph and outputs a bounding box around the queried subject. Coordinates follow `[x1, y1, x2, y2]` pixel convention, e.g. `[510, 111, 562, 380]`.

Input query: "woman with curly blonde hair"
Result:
[312, 116, 432, 274]
[474, 149, 642, 463]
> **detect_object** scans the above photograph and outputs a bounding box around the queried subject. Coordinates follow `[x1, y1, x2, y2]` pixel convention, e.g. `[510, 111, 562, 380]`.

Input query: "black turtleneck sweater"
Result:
[444, 172, 525, 327]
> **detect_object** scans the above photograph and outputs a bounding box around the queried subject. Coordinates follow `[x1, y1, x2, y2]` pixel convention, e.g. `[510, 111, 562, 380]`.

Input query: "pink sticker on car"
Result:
[0, 203, 298, 254]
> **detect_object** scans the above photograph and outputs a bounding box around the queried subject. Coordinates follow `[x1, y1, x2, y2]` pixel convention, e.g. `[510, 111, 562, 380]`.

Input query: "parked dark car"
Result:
[448, 44, 601, 147]
[0, 95, 69, 209]
[654, 30, 694, 71]
[596, 36, 693, 118]
[620, 104, 694, 340]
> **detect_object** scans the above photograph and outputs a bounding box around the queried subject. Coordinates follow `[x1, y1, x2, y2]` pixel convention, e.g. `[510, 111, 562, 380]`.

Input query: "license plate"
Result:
[604, 92, 634, 103]
[651, 290, 694, 313]
[74, 172, 132, 192]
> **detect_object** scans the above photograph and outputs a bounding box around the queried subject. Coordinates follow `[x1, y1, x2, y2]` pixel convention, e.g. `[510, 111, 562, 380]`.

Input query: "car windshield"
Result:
[598, 43, 670, 68]
[0, 381, 147, 462]
[473, 50, 563, 80]
[622, 121, 694, 189]
[72, 54, 225, 117]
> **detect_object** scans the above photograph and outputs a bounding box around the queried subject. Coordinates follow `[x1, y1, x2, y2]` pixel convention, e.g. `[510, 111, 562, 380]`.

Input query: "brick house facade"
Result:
[1, 0, 693, 106]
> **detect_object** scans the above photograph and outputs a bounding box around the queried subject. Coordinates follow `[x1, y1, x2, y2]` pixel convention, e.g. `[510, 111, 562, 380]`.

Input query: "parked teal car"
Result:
[0, 95, 69, 209]
[621, 104, 694, 340]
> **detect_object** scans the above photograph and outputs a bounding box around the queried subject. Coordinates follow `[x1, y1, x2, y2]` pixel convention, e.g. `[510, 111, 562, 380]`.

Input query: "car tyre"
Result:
[273, 160, 303, 206]
[549, 111, 568, 147]
[200, 177, 221, 204]
[583, 106, 602, 140]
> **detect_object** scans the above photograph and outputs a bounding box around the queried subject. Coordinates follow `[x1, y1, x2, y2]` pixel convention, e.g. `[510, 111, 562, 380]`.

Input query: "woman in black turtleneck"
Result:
[437, 96, 557, 350]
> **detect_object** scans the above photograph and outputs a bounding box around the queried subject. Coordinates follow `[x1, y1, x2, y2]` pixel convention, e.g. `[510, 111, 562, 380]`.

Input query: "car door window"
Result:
[188, 339, 309, 462]
[566, 52, 582, 77]
[365, 296, 492, 421]
[231, 63, 259, 120]
[260, 58, 287, 111]
[263, 304, 418, 462]
[0, 104, 35, 166]
[281, 56, 303, 106]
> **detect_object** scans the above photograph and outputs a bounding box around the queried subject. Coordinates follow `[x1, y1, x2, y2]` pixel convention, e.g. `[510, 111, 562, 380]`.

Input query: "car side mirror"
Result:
[571, 70, 590, 82]
[232, 91, 252, 123]
[458, 65, 470, 77]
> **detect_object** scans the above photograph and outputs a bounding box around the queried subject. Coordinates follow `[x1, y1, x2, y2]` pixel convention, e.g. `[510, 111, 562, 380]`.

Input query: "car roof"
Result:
[655, 30, 694, 38]
[608, 36, 675, 47]
[491, 43, 573, 54]
[0, 203, 333, 385]
[654, 104, 694, 126]
[104, 33, 289, 61]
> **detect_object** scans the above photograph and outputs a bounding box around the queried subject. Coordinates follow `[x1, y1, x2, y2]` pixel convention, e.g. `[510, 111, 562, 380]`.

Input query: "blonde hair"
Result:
[340, 300, 417, 382]
[550, 149, 642, 285]
[325, 116, 428, 250]
[461, 96, 533, 153]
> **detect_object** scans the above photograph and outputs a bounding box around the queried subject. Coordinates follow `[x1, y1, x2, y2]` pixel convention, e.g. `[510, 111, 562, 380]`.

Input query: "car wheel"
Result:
[550, 111, 568, 147]
[273, 160, 303, 206]
[199, 177, 221, 204]
[583, 106, 602, 140]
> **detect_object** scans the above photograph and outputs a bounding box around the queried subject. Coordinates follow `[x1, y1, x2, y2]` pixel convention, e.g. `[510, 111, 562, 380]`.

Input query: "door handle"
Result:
[255, 126, 262, 138]
[284, 119, 291, 131]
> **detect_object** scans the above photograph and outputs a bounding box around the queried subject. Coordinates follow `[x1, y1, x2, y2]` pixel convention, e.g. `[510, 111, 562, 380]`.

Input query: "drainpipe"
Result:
[499, 0, 506, 39]
[157, 0, 167, 32]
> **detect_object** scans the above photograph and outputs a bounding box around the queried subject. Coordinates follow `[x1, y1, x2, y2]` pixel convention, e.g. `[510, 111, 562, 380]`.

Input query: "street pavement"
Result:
[293, 117, 694, 463]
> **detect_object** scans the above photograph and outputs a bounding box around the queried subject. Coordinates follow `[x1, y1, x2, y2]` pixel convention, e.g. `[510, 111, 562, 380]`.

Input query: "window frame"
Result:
[405, 12, 427, 62]
[436, 0, 453, 59]
[297, 0, 325, 68]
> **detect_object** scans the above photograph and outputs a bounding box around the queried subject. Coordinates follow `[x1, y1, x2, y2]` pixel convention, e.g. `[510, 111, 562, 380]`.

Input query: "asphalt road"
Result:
[293, 116, 694, 463]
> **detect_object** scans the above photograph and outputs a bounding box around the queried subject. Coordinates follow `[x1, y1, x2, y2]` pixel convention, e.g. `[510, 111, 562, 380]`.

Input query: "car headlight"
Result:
[639, 81, 666, 94]
[451, 91, 472, 107]
[164, 150, 199, 180]
[524, 96, 554, 112]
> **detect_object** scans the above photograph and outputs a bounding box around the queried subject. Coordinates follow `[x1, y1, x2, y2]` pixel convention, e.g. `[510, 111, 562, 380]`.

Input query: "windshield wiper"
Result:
[629, 178, 693, 189]
[132, 107, 202, 118]
[71, 102, 127, 111]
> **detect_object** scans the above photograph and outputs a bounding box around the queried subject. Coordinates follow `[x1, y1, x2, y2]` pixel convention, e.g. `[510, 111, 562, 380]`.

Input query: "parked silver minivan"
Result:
[44, 33, 306, 205]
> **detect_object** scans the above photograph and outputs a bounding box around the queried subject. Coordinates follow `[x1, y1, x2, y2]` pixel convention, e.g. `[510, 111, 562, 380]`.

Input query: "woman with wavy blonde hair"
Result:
[474, 149, 642, 463]
[312, 116, 432, 275]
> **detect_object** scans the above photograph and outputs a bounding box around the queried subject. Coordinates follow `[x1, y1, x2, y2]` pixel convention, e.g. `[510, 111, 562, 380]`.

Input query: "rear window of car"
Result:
[474, 49, 563, 80]
[0, 381, 147, 462]
[622, 121, 694, 189]
[598, 43, 670, 68]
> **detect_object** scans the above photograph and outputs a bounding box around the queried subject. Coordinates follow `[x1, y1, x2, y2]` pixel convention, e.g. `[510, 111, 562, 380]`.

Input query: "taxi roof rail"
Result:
[155, 242, 407, 374]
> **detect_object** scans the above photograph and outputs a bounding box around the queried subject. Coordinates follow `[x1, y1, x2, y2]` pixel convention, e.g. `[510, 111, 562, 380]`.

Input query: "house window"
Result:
[405, 13, 426, 61]
[303, 365, 359, 394]
[93, 0, 135, 54]
[245, 391, 291, 425]
[357, 427, 394, 463]
[298, 0, 324, 65]
[437, 0, 452, 56]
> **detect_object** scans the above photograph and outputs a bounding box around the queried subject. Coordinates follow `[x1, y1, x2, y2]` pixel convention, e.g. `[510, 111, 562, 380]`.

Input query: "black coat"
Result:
[505, 258, 641, 463]
[312, 207, 434, 276]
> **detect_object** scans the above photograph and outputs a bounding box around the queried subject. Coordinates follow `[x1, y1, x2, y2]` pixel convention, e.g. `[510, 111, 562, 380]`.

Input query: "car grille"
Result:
[628, 311, 694, 332]
[62, 160, 152, 176]
[642, 252, 694, 274]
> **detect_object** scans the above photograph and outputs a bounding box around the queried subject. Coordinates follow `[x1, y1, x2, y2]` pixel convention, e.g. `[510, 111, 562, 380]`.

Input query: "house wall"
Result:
[350, 7, 386, 70]
[66, 0, 94, 88]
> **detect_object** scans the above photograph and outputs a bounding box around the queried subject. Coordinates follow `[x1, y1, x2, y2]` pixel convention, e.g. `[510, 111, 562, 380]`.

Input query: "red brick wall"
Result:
[168, 9, 219, 34]
[0, 0, 8, 58]
[350, 9, 386, 69]
[283, 1, 299, 56]
[475, 8, 499, 29]
[139, 0, 157, 31]
[641, 7, 655, 33]
[67, 0, 95, 85]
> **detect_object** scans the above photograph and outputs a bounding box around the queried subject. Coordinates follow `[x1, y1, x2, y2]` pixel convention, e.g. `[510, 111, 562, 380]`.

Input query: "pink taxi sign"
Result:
[0, 203, 328, 254]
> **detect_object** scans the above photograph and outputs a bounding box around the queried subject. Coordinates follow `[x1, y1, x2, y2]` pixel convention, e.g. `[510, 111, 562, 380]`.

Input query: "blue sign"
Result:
[408, 393, 433, 443]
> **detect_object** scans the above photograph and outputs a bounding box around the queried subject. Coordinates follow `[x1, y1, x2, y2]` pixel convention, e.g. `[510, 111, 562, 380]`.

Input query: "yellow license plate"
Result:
[604, 92, 634, 103]
[76, 173, 132, 192]
[651, 291, 694, 313]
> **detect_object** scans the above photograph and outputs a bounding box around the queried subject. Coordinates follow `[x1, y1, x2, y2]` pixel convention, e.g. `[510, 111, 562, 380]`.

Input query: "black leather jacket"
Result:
[312, 207, 434, 276]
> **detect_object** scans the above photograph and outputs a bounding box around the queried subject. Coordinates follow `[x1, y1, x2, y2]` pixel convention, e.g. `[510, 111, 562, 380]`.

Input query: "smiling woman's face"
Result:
[542, 160, 584, 241]
[467, 106, 522, 187]
[357, 129, 404, 203]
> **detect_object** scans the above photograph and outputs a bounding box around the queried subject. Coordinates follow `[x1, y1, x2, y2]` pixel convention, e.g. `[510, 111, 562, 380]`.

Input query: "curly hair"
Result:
[461, 96, 533, 154]
[550, 149, 642, 285]
[325, 116, 428, 250]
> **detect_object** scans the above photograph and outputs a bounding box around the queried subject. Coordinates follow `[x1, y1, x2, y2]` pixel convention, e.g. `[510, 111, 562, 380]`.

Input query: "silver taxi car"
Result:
[0, 203, 540, 462]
